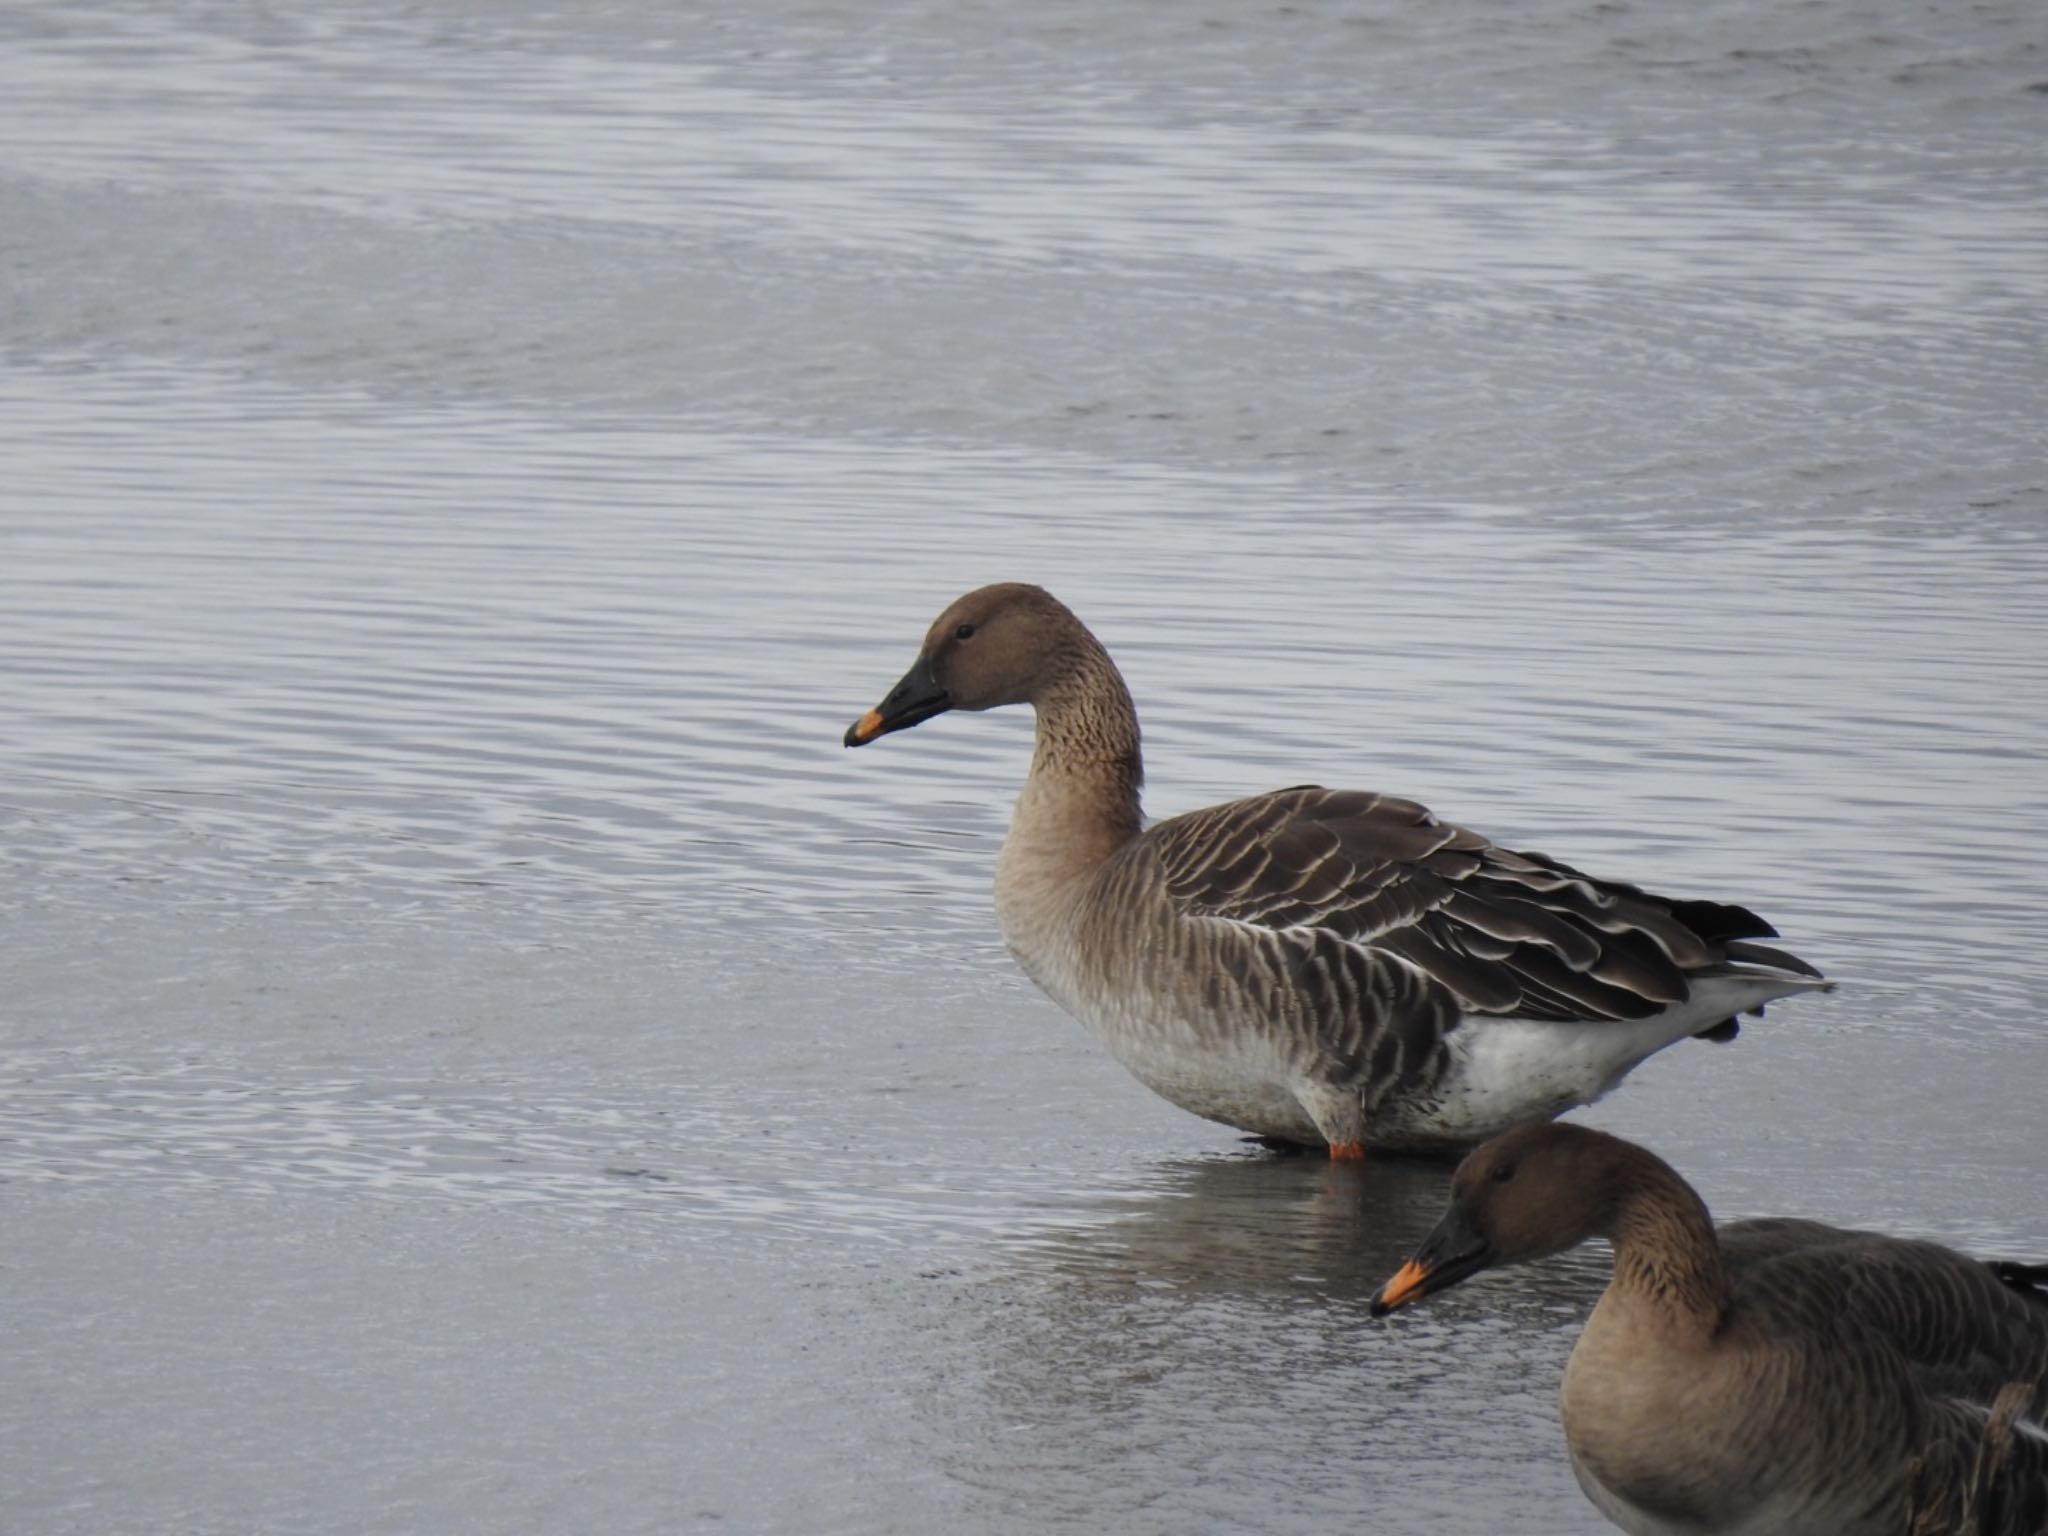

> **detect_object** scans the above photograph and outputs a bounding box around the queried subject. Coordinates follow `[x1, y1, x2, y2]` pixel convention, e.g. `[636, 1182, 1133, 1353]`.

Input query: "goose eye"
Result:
[1490, 1161, 1517, 1185]
[954, 623, 977, 641]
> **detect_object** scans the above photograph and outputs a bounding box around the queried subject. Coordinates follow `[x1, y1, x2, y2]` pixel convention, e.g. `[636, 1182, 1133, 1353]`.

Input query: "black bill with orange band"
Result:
[1369, 1201, 1495, 1316]
[845, 657, 951, 747]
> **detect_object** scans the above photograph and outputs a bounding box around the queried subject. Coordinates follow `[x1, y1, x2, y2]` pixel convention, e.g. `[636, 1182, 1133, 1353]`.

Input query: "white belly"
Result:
[1048, 967, 1324, 1140]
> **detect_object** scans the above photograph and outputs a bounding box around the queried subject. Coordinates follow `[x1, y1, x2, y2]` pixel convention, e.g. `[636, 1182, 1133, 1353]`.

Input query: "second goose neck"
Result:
[1605, 1156, 1732, 1341]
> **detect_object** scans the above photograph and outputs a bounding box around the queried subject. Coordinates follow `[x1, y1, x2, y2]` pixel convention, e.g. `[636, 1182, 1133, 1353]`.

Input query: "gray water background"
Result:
[3, 1, 2046, 1532]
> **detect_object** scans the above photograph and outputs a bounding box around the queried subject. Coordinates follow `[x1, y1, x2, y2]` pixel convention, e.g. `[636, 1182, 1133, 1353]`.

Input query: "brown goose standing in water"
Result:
[843, 583, 1829, 1156]
[1371, 1123, 2048, 1534]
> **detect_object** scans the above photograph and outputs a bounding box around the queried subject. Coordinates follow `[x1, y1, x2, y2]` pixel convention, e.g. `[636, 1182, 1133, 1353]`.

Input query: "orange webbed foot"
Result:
[1327, 1141, 1368, 1162]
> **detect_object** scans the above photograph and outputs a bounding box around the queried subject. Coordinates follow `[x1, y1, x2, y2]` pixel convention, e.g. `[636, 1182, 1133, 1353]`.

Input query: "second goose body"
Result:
[844, 583, 1829, 1155]
[1371, 1124, 2048, 1534]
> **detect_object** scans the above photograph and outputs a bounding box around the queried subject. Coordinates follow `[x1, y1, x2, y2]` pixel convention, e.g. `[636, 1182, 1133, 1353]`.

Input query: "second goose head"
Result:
[1370, 1123, 1647, 1314]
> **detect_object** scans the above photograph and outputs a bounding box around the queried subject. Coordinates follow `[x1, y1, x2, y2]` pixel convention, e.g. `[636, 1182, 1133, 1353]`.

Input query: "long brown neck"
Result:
[1603, 1150, 1731, 1342]
[1011, 643, 1144, 876]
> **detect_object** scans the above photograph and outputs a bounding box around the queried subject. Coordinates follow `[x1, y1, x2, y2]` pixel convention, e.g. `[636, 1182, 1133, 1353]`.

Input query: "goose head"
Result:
[1370, 1122, 1634, 1315]
[844, 583, 1085, 746]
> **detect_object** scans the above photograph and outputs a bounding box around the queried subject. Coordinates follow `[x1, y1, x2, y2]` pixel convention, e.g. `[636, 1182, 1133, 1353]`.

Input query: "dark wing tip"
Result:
[1666, 897, 1780, 943]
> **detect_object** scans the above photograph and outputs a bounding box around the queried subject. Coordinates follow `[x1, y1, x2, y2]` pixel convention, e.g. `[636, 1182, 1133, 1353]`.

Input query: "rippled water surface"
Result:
[3, 1, 2046, 1532]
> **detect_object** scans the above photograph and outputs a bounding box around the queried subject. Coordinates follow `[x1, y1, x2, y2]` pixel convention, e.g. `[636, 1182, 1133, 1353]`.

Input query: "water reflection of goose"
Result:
[846, 583, 1829, 1158]
[940, 1151, 1611, 1532]
[1014, 1148, 1610, 1304]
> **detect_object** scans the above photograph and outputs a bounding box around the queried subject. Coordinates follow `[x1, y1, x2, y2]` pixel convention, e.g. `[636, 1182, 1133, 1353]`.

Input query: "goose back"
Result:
[1143, 784, 1814, 1022]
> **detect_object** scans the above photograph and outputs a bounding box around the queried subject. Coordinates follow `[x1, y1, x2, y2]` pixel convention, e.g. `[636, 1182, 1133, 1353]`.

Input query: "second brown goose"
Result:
[843, 583, 1829, 1155]
[1371, 1124, 2048, 1534]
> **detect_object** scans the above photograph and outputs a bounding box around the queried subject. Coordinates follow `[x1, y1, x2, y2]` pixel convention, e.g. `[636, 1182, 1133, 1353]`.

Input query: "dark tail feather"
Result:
[1724, 938, 1827, 980]
[1990, 1260, 2048, 1303]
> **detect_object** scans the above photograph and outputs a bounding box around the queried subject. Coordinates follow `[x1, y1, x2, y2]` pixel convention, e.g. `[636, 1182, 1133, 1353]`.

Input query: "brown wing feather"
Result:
[1723, 1220, 2048, 1419]
[1149, 785, 1807, 1023]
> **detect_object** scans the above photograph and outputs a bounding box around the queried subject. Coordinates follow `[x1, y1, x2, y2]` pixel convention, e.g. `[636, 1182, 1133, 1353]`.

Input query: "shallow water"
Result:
[3, 1, 2046, 1532]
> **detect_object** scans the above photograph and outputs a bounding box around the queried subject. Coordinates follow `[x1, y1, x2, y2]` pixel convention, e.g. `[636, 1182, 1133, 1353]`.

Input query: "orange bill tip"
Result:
[851, 709, 885, 742]
[1375, 1259, 1431, 1313]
